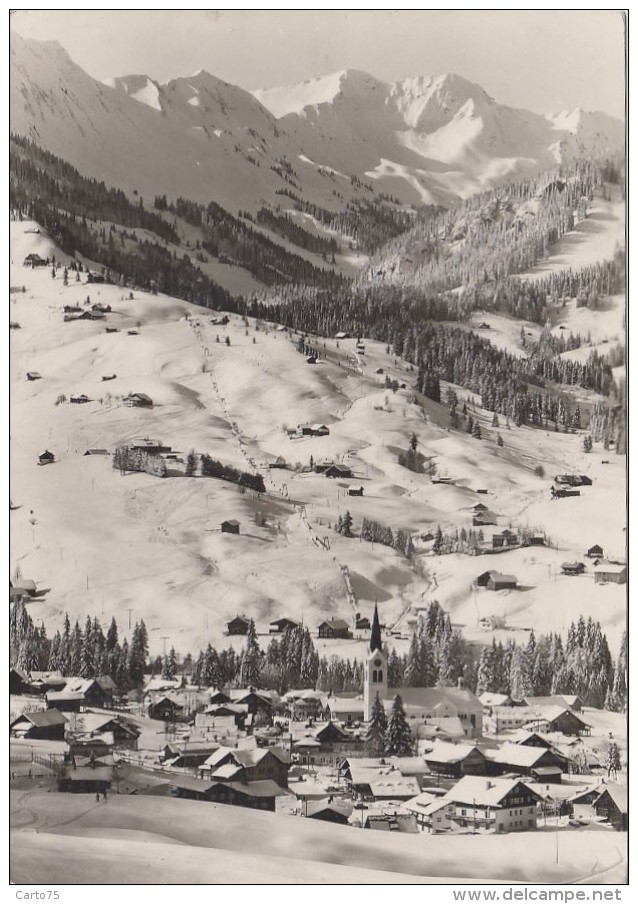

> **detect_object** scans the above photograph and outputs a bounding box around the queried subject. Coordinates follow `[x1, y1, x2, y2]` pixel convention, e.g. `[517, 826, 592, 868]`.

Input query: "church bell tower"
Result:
[364, 603, 388, 721]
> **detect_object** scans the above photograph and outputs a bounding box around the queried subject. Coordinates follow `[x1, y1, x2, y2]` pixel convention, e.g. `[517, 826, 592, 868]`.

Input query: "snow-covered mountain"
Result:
[11, 32, 624, 210]
[256, 70, 624, 204]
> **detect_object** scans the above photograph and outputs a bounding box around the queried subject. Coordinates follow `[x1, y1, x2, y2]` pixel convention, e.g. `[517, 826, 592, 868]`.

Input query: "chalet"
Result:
[24, 252, 47, 267]
[479, 693, 513, 711]
[68, 713, 140, 751]
[473, 510, 497, 527]
[127, 330, 139, 335]
[200, 746, 290, 788]
[27, 670, 67, 694]
[561, 561, 585, 576]
[10, 709, 68, 740]
[569, 784, 606, 821]
[144, 676, 182, 696]
[526, 534, 546, 547]
[487, 573, 517, 591]
[86, 272, 106, 284]
[476, 488, 489, 495]
[101, 374, 117, 381]
[268, 457, 287, 469]
[527, 706, 590, 737]
[551, 486, 580, 498]
[324, 698, 365, 725]
[404, 792, 457, 833]
[163, 741, 220, 769]
[586, 544, 604, 558]
[211, 315, 230, 325]
[423, 742, 487, 778]
[472, 502, 488, 512]
[46, 677, 115, 712]
[306, 355, 318, 364]
[9, 667, 31, 695]
[78, 310, 105, 320]
[172, 776, 288, 811]
[350, 769, 419, 802]
[492, 530, 518, 549]
[148, 695, 185, 721]
[594, 562, 627, 584]
[442, 776, 542, 833]
[313, 459, 335, 474]
[227, 615, 250, 635]
[26, 371, 42, 381]
[269, 617, 298, 634]
[318, 618, 352, 639]
[84, 449, 109, 456]
[347, 485, 364, 497]
[229, 688, 275, 716]
[484, 743, 566, 782]
[38, 450, 55, 465]
[58, 765, 113, 794]
[297, 423, 330, 437]
[92, 303, 111, 313]
[592, 783, 627, 831]
[355, 615, 371, 630]
[476, 571, 517, 591]
[282, 690, 324, 721]
[70, 394, 91, 404]
[129, 439, 172, 454]
[324, 464, 353, 479]
[485, 706, 535, 733]
[306, 798, 353, 824]
[123, 392, 153, 408]
[10, 578, 37, 599]
[221, 519, 240, 535]
[386, 685, 483, 739]
[105, 327, 120, 333]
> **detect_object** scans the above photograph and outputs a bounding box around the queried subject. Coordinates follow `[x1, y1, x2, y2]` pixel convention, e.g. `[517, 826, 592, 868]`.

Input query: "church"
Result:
[363, 605, 483, 738]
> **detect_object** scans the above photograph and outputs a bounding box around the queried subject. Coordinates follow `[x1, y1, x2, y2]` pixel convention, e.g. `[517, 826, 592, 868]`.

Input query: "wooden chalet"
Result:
[10, 709, 68, 740]
[269, 617, 298, 634]
[305, 798, 353, 824]
[23, 252, 47, 267]
[26, 371, 42, 381]
[347, 485, 364, 496]
[38, 449, 55, 465]
[484, 742, 566, 782]
[442, 776, 542, 833]
[123, 392, 153, 408]
[592, 784, 627, 831]
[226, 615, 250, 635]
[147, 695, 185, 722]
[476, 571, 518, 590]
[324, 464, 353, 479]
[492, 529, 518, 549]
[171, 776, 288, 811]
[594, 562, 627, 584]
[221, 519, 240, 534]
[586, 544, 604, 558]
[561, 561, 585, 576]
[318, 618, 352, 639]
[423, 742, 487, 778]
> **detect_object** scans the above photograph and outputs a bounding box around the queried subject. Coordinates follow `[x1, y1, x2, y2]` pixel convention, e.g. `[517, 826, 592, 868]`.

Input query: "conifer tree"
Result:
[384, 694, 414, 756]
[365, 693, 388, 756]
[239, 619, 261, 687]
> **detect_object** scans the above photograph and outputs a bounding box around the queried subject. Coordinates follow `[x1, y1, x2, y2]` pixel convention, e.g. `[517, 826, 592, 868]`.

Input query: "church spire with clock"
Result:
[364, 603, 388, 721]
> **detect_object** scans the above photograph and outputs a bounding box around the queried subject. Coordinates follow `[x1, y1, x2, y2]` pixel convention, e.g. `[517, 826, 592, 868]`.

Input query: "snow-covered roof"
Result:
[443, 775, 539, 807]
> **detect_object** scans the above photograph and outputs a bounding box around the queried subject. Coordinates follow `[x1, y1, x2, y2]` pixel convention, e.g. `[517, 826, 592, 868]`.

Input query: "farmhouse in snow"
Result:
[123, 392, 153, 408]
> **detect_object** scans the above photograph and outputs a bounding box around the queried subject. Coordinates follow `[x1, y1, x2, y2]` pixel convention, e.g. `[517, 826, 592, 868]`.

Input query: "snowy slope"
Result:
[10, 221, 626, 657]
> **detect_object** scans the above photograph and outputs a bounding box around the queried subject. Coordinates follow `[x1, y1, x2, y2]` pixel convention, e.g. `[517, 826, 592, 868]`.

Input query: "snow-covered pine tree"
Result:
[384, 694, 414, 756]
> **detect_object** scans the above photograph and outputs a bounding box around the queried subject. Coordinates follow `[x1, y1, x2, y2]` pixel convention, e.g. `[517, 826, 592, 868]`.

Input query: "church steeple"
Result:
[364, 603, 387, 721]
[370, 602, 382, 653]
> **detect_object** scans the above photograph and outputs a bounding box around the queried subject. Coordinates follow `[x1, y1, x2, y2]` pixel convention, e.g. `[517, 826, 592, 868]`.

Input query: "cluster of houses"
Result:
[9, 656, 626, 833]
[560, 545, 626, 584]
[225, 614, 364, 639]
[551, 474, 592, 499]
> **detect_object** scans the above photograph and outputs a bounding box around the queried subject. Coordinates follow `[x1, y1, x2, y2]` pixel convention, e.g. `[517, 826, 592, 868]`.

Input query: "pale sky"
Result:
[10, 9, 626, 118]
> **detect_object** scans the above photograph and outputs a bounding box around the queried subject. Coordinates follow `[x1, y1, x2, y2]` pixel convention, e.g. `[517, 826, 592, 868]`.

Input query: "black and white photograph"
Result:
[9, 9, 627, 887]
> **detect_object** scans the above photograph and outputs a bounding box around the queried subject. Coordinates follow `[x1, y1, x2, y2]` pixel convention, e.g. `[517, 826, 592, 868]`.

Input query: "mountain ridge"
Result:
[11, 31, 624, 212]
